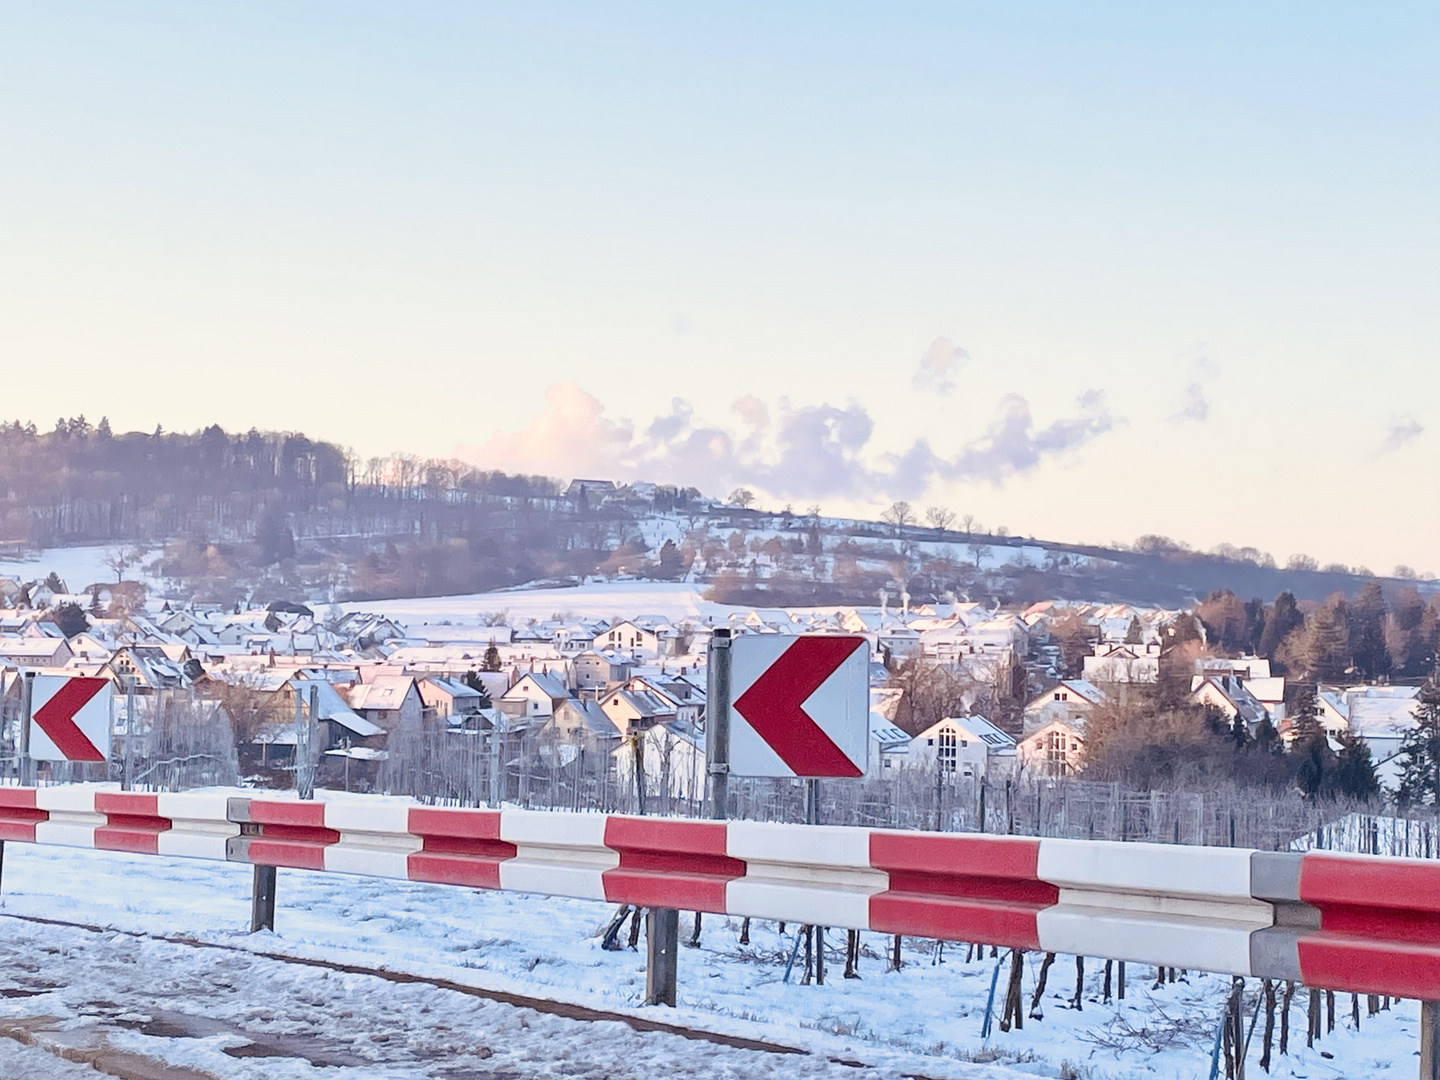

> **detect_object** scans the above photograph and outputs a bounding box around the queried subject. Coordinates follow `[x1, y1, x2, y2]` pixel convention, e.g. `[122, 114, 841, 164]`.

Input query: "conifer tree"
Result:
[1395, 678, 1439, 809]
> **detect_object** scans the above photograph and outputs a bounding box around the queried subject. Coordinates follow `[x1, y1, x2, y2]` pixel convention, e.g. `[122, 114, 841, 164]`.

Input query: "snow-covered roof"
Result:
[951, 715, 1017, 752]
[294, 677, 383, 737]
[504, 671, 568, 702]
[348, 675, 415, 713]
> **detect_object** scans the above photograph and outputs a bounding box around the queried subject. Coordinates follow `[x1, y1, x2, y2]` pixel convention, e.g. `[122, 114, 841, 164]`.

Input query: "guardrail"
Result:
[0, 785, 1434, 1004]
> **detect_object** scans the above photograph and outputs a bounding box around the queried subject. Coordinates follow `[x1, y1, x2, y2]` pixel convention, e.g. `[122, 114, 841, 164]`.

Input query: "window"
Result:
[938, 728, 957, 773]
[1044, 729, 1070, 775]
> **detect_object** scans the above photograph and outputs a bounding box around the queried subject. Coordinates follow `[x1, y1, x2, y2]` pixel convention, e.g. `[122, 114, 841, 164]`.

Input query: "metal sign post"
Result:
[122, 679, 136, 791]
[706, 629, 732, 820]
[18, 671, 34, 787]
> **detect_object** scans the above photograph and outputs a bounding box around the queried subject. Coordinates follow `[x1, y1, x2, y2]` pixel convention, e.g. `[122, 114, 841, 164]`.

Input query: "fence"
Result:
[370, 718, 1438, 857]
[0, 698, 1432, 859]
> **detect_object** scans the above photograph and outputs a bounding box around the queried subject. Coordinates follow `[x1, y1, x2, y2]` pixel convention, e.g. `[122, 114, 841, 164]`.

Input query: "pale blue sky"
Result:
[1, 3, 1435, 571]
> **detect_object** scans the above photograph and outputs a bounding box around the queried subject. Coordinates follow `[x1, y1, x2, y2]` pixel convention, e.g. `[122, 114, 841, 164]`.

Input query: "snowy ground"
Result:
[0, 544, 163, 595]
[0, 835, 1423, 1080]
[340, 581, 722, 625]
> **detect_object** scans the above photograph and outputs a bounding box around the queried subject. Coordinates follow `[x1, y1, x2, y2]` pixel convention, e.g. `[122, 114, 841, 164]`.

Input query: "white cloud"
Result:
[459, 382, 1119, 501]
[1170, 356, 1218, 424]
[911, 337, 969, 394]
[1376, 414, 1423, 456]
[1172, 382, 1210, 424]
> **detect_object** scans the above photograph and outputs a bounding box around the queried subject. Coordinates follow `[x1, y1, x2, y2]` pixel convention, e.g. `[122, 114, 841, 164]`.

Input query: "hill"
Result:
[0, 417, 1431, 610]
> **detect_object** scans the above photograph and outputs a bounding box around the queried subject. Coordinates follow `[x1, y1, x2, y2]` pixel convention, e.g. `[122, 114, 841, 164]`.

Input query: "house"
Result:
[951, 715, 1018, 778]
[290, 676, 385, 747]
[556, 622, 607, 655]
[1083, 642, 1161, 685]
[1190, 674, 1269, 733]
[543, 696, 622, 750]
[1244, 677, 1286, 723]
[877, 626, 922, 661]
[591, 619, 676, 659]
[906, 717, 992, 779]
[1023, 679, 1105, 734]
[1319, 686, 1423, 789]
[868, 714, 913, 777]
[613, 720, 705, 804]
[566, 478, 617, 506]
[1017, 719, 1085, 776]
[418, 676, 486, 719]
[599, 686, 679, 736]
[571, 650, 633, 691]
[498, 671, 569, 721]
[625, 674, 705, 726]
[347, 675, 423, 729]
[99, 645, 190, 690]
[332, 613, 407, 650]
[1196, 655, 1272, 681]
[0, 636, 74, 668]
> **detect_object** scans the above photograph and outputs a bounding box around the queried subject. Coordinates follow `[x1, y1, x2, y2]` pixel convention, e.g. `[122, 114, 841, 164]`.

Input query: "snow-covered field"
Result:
[340, 581, 722, 625]
[0, 544, 160, 594]
[0, 833, 1422, 1080]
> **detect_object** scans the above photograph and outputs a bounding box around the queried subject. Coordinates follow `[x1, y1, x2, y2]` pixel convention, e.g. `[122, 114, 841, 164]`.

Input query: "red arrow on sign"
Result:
[732, 636, 866, 778]
[33, 678, 108, 762]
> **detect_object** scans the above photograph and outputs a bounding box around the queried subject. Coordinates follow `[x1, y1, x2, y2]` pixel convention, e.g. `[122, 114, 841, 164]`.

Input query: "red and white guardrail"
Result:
[0, 785, 1434, 1001]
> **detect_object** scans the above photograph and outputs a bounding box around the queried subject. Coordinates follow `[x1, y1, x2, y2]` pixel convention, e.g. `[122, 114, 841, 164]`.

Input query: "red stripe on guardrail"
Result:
[407, 808, 516, 889]
[869, 833, 1057, 949]
[602, 817, 746, 913]
[94, 792, 172, 855]
[238, 801, 340, 871]
[0, 788, 46, 842]
[1294, 854, 1440, 999]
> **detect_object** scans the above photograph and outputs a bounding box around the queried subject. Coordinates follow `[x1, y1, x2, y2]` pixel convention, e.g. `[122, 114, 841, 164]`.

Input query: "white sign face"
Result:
[726, 634, 870, 778]
[29, 675, 111, 762]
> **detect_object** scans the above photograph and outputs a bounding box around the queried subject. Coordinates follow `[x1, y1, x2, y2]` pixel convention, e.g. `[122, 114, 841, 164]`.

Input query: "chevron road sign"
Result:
[727, 635, 869, 778]
[28, 675, 111, 762]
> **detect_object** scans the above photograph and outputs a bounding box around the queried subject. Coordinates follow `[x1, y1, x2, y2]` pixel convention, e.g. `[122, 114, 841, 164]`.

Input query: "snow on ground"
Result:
[0, 834, 1423, 1080]
[0, 544, 163, 594]
[0, 918, 943, 1080]
[340, 582, 724, 625]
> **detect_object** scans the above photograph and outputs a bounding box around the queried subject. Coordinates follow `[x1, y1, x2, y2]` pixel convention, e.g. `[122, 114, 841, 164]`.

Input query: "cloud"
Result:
[911, 337, 969, 394]
[732, 395, 769, 430]
[460, 382, 1119, 501]
[1172, 382, 1210, 424]
[1376, 414, 1423, 456]
[1170, 356, 1218, 424]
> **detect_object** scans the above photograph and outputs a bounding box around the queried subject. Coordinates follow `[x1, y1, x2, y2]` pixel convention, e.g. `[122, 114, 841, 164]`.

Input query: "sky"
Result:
[0, 2, 1436, 573]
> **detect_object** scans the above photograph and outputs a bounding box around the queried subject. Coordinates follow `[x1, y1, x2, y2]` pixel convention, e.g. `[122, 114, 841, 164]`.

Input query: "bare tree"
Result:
[960, 513, 976, 536]
[102, 545, 146, 583]
[881, 501, 914, 529]
[924, 506, 956, 532]
[728, 488, 756, 509]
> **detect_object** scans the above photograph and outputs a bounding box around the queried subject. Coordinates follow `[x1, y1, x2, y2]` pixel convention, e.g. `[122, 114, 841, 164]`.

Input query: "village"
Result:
[0, 556, 1431, 838]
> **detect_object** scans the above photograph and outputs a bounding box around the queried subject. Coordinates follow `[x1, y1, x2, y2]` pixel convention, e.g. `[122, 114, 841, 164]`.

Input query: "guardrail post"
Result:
[251, 865, 277, 933]
[644, 907, 679, 1006]
[1422, 1000, 1439, 1080]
